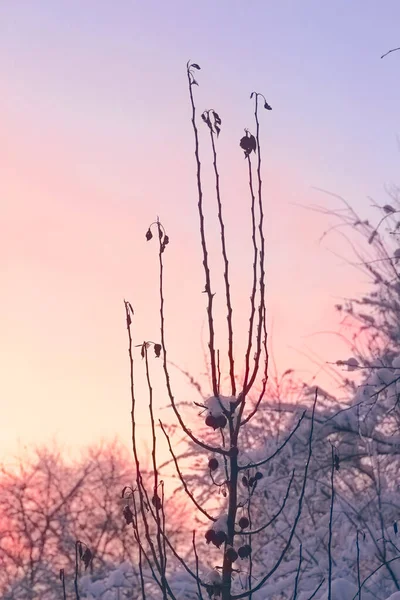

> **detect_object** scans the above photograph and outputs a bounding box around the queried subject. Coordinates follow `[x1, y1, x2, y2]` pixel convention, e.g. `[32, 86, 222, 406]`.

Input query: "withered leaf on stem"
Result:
[213, 111, 221, 125]
[123, 505, 134, 525]
[191, 63, 201, 70]
[146, 228, 153, 241]
[240, 133, 257, 158]
[334, 454, 340, 471]
[154, 343, 162, 358]
[81, 548, 92, 570]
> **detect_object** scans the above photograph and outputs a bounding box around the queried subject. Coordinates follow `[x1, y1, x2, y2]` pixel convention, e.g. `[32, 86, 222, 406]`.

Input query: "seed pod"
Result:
[208, 458, 219, 471]
[205, 415, 218, 429]
[152, 495, 162, 510]
[225, 546, 238, 562]
[242, 476, 248, 488]
[238, 516, 250, 529]
[215, 414, 227, 429]
[255, 471, 263, 481]
[213, 531, 227, 548]
[205, 529, 216, 544]
[238, 544, 252, 559]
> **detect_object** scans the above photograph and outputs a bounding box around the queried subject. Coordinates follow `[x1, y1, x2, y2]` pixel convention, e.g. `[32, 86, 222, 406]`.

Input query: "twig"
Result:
[381, 47, 400, 59]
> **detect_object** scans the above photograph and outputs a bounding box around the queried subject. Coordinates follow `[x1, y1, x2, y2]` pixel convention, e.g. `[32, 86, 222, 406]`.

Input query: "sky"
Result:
[1, 1, 400, 460]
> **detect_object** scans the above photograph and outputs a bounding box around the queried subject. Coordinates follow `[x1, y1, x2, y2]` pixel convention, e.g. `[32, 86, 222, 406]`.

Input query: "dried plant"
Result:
[122, 62, 316, 600]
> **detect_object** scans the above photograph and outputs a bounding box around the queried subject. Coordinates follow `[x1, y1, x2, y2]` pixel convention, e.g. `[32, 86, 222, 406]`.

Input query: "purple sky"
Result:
[2, 1, 400, 458]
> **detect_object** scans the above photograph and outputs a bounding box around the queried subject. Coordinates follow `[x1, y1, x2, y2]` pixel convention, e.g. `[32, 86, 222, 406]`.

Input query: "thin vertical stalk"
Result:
[74, 543, 80, 600]
[132, 493, 147, 600]
[293, 544, 303, 600]
[187, 66, 219, 398]
[144, 344, 168, 600]
[247, 495, 254, 598]
[209, 126, 236, 396]
[60, 569, 66, 600]
[192, 531, 204, 600]
[328, 446, 335, 600]
[356, 530, 362, 600]
[245, 93, 268, 394]
[242, 153, 259, 396]
[124, 302, 166, 594]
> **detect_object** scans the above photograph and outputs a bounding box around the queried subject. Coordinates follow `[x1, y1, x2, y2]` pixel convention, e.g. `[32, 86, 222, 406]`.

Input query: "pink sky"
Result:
[2, 1, 400, 459]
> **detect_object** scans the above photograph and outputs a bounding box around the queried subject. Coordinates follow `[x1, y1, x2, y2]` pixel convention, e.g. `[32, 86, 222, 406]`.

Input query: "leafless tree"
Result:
[0, 441, 186, 599]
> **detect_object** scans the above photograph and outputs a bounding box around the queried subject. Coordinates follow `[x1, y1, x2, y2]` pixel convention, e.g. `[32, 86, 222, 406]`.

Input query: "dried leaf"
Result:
[78, 542, 83, 559]
[163, 235, 169, 245]
[240, 133, 257, 157]
[334, 454, 340, 471]
[215, 125, 220, 137]
[123, 504, 134, 525]
[81, 547, 92, 570]
[264, 101, 272, 110]
[154, 343, 162, 358]
[191, 79, 198, 86]
[383, 204, 395, 213]
[250, 92, 254, 99]
[191, 63, 201, 70]
[213, 111, 221, 125]
[146, 228, 153, 241]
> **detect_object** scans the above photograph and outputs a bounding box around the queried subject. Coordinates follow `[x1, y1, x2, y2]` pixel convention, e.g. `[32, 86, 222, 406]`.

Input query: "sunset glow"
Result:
[2, 1, 400, 459]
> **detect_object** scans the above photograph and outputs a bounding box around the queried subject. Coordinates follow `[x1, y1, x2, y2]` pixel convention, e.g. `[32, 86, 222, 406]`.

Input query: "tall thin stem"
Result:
[209, 125, 236, 396]
[187, 66, 219, 398]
